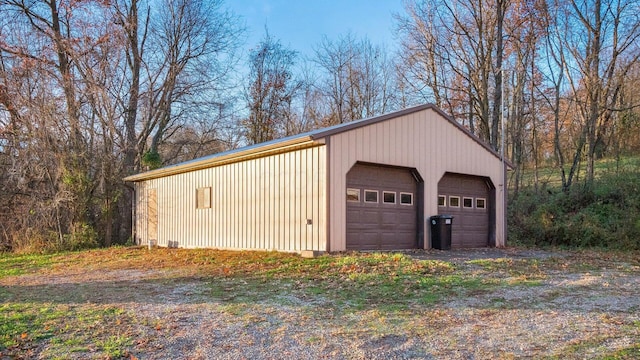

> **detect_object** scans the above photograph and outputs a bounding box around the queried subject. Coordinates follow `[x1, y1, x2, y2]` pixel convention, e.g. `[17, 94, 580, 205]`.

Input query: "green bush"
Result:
[509, 171, 640, 250]
[57, 222, 100, 252]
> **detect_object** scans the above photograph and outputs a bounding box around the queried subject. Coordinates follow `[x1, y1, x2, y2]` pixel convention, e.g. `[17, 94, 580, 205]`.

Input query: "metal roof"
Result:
[124, 103, 505, 182]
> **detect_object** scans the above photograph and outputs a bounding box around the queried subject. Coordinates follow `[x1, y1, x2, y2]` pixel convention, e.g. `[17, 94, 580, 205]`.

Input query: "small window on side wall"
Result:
[196, 187, 211, 209]
[364, 190, 378, 203]
[383, 191, 396, 204]
[463, 197, 473, 208]
[400, 192, 413, 205]
[346, 188, 360, 202]
[449, 196, 460, 207]
[476, 198, 486, 209]
[438, 195, 446, 207]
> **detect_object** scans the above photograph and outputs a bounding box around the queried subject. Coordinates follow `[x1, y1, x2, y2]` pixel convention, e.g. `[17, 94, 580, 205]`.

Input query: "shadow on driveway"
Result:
[404, 247, 565, 264]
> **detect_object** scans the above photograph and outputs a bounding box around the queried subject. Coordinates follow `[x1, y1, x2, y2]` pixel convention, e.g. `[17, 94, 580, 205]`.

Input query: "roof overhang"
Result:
[124, 136, 324, 182]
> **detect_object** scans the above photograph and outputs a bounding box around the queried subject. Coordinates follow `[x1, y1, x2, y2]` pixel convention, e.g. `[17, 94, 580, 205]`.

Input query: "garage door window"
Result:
[438, 195, 446, 207]
[463, 197, 473, 208]
[449, 196, 460, 207]
[383, 191, 396, 204]
[364, 190, 378, 203]
[476, 198, 486, 209]
[400, 192, 413, 205]
[347, 188, 360, 202]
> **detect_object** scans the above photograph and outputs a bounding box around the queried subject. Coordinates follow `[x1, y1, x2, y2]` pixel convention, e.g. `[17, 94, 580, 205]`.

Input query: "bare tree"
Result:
[397, 0, 509, 149]
[313, 34, 397, 125]
[546, 0, 640, 187]
[243, 30, 302, 144]
[0, 0, 243, 249]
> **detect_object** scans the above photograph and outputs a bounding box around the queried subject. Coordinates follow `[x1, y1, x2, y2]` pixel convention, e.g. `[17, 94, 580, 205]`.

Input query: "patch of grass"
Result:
[557, 336, 620, 358]
[96, 335, 133, 358]
[469, 258, 544, 276]
[0, 302, 135, 359]
[602, 344, 640, 359]
[0, 303, 57, 348]
[0, 253, 58, 278]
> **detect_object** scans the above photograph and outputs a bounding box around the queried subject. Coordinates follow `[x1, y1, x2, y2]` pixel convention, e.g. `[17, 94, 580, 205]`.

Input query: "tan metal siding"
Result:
[328, 109, 505, 251]
[135, 146, 327, 252]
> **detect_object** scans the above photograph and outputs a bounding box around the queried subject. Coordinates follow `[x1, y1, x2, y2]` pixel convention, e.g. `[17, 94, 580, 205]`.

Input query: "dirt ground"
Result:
[1, 247, 639, 359]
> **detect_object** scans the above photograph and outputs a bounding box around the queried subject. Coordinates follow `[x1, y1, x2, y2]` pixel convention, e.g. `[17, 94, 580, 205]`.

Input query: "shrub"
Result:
[509, 170, 640, 250]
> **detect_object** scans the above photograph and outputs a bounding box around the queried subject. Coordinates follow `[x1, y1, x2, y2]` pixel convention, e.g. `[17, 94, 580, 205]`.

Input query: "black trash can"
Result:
[430, 215, 454, 250]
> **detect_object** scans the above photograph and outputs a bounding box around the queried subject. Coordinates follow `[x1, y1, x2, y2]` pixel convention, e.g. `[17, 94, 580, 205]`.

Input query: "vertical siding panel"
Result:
[181, 174, 186, 247]
[320, 146, 326, 251]
[295, 150, 301, 251]
[383, 120, 390, 163]
[348, 130, 356, 164]
[311, 146, 320, 250]
[237, 162, 242, 249]
[313, 148, 319, 250]
[248, 159, 262, 248]
[290, 152, 296, 251]
[223, 165, 228, 248]
[207, 169, 212, 248]
[194, 172, 198, 248]
[193, 172, 198, 248]
[282, 152, 286, 250]
[234, 162, 239, 249]
[355, 128, 362, 159]
[278, 153, 294, 250]
[255, 158, 260, 250]
[235, 162, 240, 249]
[140, 183, 145, 245]
[274, 153, 279, 250]
[179, 175, 183, 246]
[272, 154, 277, 250]
[246, 160, 250, 249]
[219, 166, 223, 248]
[297, 150, 303, 251]
[264, 156, 275, 249]
[228, 164, 233, 249]
[198, 171, 203, 248]
[376, 122, 383, 162]
[286, 152, 292, 251]
[227, 164, 232, 249]
[254, 158, 259, 250]
[263, 156, 268, 249]
[281, 153, 285, 251]
[263, 157, 267, 250]
[240, 161, 245, 249]
[185, 174, 190, 246]
[304, 148, 311, 250]
[273, 154, 277, 250]
[156, 179, 162, 246]
[215, 167, 219, 248]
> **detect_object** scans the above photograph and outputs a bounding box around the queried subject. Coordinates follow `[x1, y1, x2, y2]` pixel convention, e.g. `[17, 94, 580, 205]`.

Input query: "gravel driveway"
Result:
[1, 247, 639, 359]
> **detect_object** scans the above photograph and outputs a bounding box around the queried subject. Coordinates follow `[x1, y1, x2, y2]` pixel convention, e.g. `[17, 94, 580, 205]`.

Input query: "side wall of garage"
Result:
[327, 108, 505, 251]
[133, 145, 327, 252]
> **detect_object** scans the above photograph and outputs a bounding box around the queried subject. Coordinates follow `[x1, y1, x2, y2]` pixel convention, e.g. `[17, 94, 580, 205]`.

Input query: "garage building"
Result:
[124, 104, 507, 252]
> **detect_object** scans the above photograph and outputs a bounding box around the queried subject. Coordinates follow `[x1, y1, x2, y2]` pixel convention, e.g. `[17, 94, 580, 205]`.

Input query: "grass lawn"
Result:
[1, 247, 639, 359]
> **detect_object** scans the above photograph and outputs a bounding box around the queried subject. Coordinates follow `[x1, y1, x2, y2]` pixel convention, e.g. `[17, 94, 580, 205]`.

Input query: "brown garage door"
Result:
[346, 163, 418, 250]
[437, 173, 490, 248]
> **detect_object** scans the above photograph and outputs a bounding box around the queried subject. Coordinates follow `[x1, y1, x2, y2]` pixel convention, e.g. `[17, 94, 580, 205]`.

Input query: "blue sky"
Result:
[226, 0, 405, 58]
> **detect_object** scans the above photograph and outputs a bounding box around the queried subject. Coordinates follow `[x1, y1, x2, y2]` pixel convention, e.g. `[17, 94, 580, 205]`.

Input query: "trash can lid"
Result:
[430, 214, 454, 219]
